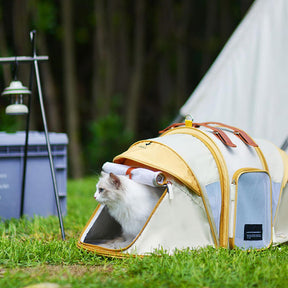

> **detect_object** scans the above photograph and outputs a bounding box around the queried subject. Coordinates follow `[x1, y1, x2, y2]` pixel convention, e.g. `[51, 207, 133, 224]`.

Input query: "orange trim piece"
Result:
[125, 167, 136, 179]
[159, 123, 185, 134]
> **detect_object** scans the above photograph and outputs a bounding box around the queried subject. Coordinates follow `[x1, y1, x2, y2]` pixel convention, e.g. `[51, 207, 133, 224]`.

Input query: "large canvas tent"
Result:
[177, 0, 288, 149]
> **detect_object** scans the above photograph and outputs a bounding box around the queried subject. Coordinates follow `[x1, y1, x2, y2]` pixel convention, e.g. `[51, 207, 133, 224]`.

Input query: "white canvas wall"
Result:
[180, 0, 288, 148]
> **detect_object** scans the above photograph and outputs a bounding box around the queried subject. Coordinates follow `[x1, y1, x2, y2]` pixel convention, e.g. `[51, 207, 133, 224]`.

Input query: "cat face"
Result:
[94, 172, 124, 205]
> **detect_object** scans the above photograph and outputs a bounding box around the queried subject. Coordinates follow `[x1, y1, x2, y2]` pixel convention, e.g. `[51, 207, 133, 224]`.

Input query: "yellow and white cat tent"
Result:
[78, 120, 288, 257]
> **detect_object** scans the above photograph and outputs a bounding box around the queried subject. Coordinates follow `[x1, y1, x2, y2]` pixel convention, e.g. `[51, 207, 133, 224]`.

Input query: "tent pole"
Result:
[20, 32, 36, 217]
[31, 31, 66, 240]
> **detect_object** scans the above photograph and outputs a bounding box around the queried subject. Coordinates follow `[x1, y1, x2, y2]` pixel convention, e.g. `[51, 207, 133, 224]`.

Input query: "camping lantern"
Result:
[2, 80, 30, 115]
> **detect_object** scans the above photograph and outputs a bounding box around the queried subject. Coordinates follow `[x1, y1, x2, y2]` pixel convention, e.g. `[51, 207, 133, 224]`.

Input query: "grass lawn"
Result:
[1, 176, 288, 287]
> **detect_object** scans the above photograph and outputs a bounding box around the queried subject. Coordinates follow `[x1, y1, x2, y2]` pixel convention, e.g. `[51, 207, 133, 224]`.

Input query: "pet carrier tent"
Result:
[78, 121, 288, 257]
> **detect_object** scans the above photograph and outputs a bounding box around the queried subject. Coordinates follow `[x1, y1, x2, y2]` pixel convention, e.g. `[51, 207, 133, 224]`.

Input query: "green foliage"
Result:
[1, 177, 288, 287]
[0, 110, 23, 132]
[85, 114, 134, 174]
[0, 0, 256, 179]
[30, 0, 57, 32]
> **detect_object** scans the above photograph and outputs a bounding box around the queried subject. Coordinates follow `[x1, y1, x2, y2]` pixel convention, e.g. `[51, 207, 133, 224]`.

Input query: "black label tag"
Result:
[244, 224, 263, 241]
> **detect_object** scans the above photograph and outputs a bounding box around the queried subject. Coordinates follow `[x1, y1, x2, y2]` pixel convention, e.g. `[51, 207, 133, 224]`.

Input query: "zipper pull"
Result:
[229, 183, 236, 239]
[167, 181, 174, 200]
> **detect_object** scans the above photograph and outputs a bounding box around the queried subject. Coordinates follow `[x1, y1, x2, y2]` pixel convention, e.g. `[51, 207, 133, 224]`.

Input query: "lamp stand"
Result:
[0, 30, 65, 240]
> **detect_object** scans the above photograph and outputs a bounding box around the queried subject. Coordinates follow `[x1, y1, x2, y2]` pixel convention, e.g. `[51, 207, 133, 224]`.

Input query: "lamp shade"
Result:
[1, 80, 31, 96]
[5, 104, 28, 115]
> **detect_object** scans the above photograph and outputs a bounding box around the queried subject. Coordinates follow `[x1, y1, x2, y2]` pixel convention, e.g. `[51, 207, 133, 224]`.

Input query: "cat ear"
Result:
[100, 171, 106, 177]
[109, 173, 121, 189]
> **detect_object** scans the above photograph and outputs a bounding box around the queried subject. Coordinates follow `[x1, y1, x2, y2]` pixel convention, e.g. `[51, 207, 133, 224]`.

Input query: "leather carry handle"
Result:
[202, 122, 258, 147]
[192, 123, 237, 147]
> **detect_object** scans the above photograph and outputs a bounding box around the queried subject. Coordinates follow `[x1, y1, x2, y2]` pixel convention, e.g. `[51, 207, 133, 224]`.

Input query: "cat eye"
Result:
[99, 188, 104, 193]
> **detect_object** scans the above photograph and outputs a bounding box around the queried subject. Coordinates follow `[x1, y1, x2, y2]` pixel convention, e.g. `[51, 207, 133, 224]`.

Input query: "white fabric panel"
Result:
[151, 134, 220, 186]
[256, 139, 284, 183]
[273, 184, 288, 245]
[180, 0, 288, 148]
[128, 182, 215, 255]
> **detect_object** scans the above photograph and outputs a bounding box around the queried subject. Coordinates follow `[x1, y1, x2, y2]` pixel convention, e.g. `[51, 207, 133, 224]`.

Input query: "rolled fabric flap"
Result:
[102, 162, 130, 175]
[102, 162, 166, 187]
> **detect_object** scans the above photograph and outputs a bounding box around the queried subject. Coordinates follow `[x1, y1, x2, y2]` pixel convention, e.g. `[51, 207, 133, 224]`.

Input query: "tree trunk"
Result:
[37, 33, 62, 132]
[12, 0, 30, 84]
[62, 0, 84, 178]
[125, 0, 145, 134]
[92, 0, 114, 119]
[0, 10, 11, 84]
[114, 1, 130, 102]
[241, 0, 253, 16]
[11, 0, 31, 130]
[176, 0, 192, 109]
[220, 0, 232, 45]
[157, 0, 174, 118]
[28, 0, 62, 132]
[201, 0, 217, 76]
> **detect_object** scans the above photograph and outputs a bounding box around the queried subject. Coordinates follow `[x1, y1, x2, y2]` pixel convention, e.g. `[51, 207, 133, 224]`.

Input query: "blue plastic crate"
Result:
[0, 131, 68, 220]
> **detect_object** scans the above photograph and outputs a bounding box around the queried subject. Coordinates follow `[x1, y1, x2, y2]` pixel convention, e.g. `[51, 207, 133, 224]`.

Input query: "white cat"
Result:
[94, 172, 160, 241]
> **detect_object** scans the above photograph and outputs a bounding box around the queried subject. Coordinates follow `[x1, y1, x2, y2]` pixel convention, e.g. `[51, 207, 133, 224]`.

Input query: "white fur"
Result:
[94, 172, 159, 238]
